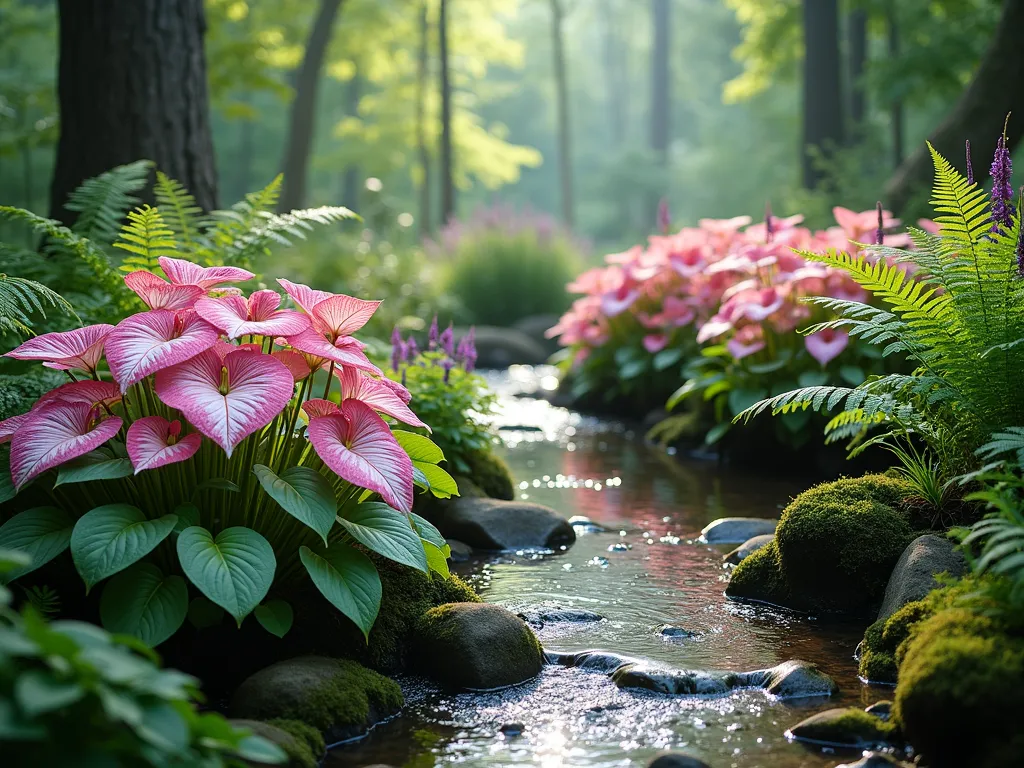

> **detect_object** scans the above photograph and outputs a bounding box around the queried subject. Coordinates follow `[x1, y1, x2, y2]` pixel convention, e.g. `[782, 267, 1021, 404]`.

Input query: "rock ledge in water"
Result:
[518, 607, 604, 628]
[647, 753, 712, 768]
[701, 517, 778, 544]
[428, 496, 575, 550]
[787, 707, 895, 748]
[875, 534, 966, 622]
[723, 534, 775, 565]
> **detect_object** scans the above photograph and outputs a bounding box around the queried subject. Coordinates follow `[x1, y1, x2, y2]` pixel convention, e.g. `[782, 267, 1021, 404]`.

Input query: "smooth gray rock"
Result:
[518, 608, 604, 628]
[446, 538, 474, 563]
[648, 753, 712, 768]
[745, 660, 839, 698]
[701, 517, 778, 544]
[417, 602, 544, 690]
[865, 700, 893, 721]
[611, 659, 836, 699]
[876, 534, 967, 622]
[723, 534, 775, 565]
[429, 496, 575, 550]
[568, 515, 608, 533]
[658, 625, 697, 640]
[511, 314, 562, 355]
[787, 708, 893, 748]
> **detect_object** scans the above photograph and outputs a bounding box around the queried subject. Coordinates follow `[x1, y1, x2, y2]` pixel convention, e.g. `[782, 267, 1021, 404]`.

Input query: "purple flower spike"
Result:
[765, 201, 774, 244]
[462, 327, 477, 372]
[427, 316, 439, 350]
[440, 323, 455, 358]
[966, 140, 975, 185]
[875, 201, 885, 245]
[991, 126, 1015, 232]
[657, 198, 671, 235]
[442, 358, 455, 384]
[406, 336, 419, 360]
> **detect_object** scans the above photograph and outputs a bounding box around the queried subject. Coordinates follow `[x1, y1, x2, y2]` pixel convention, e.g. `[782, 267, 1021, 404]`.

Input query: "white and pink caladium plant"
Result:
[0, 256, 458, 646]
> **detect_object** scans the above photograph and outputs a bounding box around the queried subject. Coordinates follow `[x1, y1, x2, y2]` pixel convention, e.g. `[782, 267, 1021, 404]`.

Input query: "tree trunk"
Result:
[848, 6, 867, 137]
[278, 0, 345, 212]
[801, 0, 844, 188]
[416, 2, 432, 238]
[650, 0, 670, 159]
[438, 0, 455, 224]
[49, 0, 217, 221]
[550, 0, 574, 228]
[600, 0, 626, 147]
[885, 0, 1024, 212]
[887, 4, 904, 168]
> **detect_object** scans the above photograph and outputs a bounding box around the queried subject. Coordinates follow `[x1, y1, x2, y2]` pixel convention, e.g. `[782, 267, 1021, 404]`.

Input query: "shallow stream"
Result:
[326, 367, 891, 768]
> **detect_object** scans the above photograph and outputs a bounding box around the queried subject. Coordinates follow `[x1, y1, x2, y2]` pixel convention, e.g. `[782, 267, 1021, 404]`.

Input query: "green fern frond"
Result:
[21, 584, 61, 618]
[977, 428, 1024, 466]
[209, 204, 357, 269]
[64, 159, 151, 244]
[927, 142, 991, 247]
[0, 274, 78, 338]
[114, 205, 177, 274]
[154, 172, 205, 253]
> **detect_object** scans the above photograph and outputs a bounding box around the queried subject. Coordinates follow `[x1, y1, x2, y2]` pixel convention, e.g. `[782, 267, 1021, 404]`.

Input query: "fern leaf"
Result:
[64, 160, 151, 244]
[154, 172, 205, 254]
[0, 274, 78, 338]
[113, 205, 177, 274]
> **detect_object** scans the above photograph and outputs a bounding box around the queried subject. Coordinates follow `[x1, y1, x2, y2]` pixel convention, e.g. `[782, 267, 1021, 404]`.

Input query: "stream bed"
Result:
[326, 367, 891, 768]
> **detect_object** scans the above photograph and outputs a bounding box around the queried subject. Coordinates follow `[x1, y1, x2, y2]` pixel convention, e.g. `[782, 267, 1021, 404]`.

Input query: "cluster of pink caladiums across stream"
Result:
[0, 256, 456, 643]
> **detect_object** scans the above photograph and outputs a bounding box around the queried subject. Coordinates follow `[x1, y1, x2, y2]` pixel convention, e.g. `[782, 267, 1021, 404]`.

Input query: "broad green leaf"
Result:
[54, 451, 133, 487]
[254, 599, 293, 638]
[177, 526, 275, 624]
[253, 464, 336, 543]
[653, 347, 684, 371]
[336, 503, 427, 572]
[138, 702, 190, 753]
[299, 542, 380, 640]
[172, 503, 200, 533]
[99, 563, 188, 647]
[0, 507, 75, 583]
[412, 465, 431, 490]
[71, 505, 178, 591]
[423, 541, 450, 578]
[410, 513, 448, 554]
[193, 478, 240, 496]
[413, 462, 459, 499]
[704, 421, 731, 445]
[0, 548, 32, 576]
[393, 430, 444, 463]
[14, 669, 85, 716]
[187, 596, 224, 629]
[235, 735, 289, 764]
[0, 449, 16, 504]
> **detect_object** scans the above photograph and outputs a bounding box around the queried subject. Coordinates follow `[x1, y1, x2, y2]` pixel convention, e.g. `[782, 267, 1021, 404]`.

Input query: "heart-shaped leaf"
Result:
[0, 507, 75, 583]
[410, 512, 449, 555]
[423, 541, 450, 578]
[254, 599, 293, 638]
[176, 526, 275, 624]
[299, 542, 380, 640]
[335, 502, 427, 573]
[156, 349, 294, 457]
[172, 503, 200, 533]
[105, 309, 220, 391]
[253, 465, 336, 543]
[336, 369, 427, 428]
[126, 416, 202, 474]
[55, 450, 133, 487]
[71, 505, 178, 590]
[99, 563, 188, 646]
[393, 431, 444, 463]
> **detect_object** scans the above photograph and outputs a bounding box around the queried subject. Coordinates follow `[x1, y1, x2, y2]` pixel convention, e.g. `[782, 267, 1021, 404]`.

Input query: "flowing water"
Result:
[326, 367, 893, 768]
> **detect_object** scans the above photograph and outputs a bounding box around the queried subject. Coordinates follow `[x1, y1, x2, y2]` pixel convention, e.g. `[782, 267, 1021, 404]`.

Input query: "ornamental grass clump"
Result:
[0, 240, 459, 647]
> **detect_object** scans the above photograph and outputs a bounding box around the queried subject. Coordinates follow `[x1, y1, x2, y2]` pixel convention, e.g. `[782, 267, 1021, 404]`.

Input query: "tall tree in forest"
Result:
[416, 1, 432, 237]
[801, 0, 844, 188]
[550, 0, 574, 227]
[49, 0, 218, 220]
[886, 0, 1024, 211]
[848, 4, 867, 136]
[438, 0, 455, 223]
[278, 0, 345, 211]
[650, 0, 670, 161]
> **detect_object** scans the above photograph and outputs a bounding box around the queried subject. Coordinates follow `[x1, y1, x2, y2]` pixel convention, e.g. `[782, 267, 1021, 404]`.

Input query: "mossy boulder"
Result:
[787, 707, 896, 748]
[415, 602, 544, 689]
[464, 448, 515, 501]
[876, 534, 966, 622]
[229, 657, 403, 743]
[229, 719, 323, 768]
[894, 608, 1024, 767]
[426, 496, 575, 551]
[727, 474, 918, 614]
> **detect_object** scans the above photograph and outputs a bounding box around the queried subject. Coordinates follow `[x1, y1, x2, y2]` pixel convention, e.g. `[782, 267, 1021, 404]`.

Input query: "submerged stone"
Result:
[611, 662, 736, 695]
[647, 752, 713, 768]
[416, 602, 544, 690]
[865, 700, 893, 721]
[787, 707, 895, 748]
[229, 657, 403, 744]
[741, 660, 839, 698]
[700, 517, 778, 544]
[518, 607, 604, 628]
[427, 495, 575, 550]
[658, 624, 697, 640]
[875, 534, 966, 622]
[229, 719, 323, 768]
[568, 515, 608, 533]
[835, 754, 911, 768]
[723, 534, 775, 565]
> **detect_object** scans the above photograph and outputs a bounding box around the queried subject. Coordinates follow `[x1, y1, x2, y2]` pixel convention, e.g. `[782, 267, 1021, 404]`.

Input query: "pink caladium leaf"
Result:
[4, 324, 115, 373]
[106, 310, 220, 392]
[124, 271, 206, 311]
[271, 349, 312, 382]
[307, 400, 414, 512]
[335, 367, 428, 429]
[0, 412, 30, 445]
[155, 349, 294, 457]
[126, 416, 202, 474]
[285, 328, 381, 375]
[277, 278, 334, 314]
[195, 290, 310, 339]
[302, 399, 339, 420]
[377, 376, 412, 405]
[158, 256, 254, 289]
[804, 328, 849, 366]
[2, 381, 122, 446]
[310, 294, 382, 338]
[10, 402, 123, 489]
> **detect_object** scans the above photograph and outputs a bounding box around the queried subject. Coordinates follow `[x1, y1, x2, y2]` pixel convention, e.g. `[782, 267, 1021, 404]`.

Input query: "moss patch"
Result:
[265, 719, 325, 765]
[727, 474, 917, 614]
[895, 608, 1024, 767]
[789, 707, 896, 747]
[464, 448, 515, 500]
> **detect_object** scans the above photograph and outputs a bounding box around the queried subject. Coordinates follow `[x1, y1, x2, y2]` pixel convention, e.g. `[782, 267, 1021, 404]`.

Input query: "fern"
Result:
[0, 274, 78, 337]
[64, 159, 151, 244]
[154, 171, 205, 254]
[114, 205, 177, 274]
[21, 584, 61, 618]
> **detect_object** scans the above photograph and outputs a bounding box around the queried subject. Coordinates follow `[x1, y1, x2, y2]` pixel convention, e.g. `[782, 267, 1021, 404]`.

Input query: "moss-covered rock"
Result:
[416, 602, 544, 689]
[894, 608, 1024, 767]
[464, 448, 515, 501]
[229, 657, 403, 743]
[229, 719, 322, 768]
[787, 707, 896, 748]
[726, 474, 918, 614]
[265, 720, 325, 765]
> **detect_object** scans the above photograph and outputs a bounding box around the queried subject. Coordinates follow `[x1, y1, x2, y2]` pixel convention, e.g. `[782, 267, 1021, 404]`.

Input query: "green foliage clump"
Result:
[727, 474, 917, 613]
[441, 221, 580, 328]
[0, 369, 63, 421]
[894, 608, 1024, 767]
